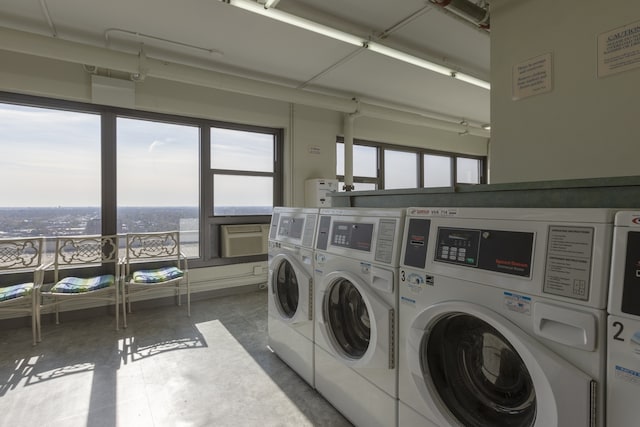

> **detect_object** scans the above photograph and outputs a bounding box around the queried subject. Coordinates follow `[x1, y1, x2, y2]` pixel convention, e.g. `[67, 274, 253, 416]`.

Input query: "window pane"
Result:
[211, 128, 273, 172]
[117, 117, 200, 258]
[338, 182, 377, 192]
[214, 175, 273, 215]
[336, 143, 344, 176]
[336, 143, 377, 178]
[424, 154, 452, 188]
[384, 150, 417, 189]
[457, 157, 481, 184]
[0, 103, 100, 241]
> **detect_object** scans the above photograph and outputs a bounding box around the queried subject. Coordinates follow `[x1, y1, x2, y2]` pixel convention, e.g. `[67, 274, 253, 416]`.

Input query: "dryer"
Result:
[398, 207, 615, 427]
[313, 208, 405, 427]
[267, 207, 319, 386]
[607, 210, 640, 427]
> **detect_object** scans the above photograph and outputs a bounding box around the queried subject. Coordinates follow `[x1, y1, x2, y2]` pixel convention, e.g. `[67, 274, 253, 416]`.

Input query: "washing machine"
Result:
[398, 207, 615, 427]
[267, 207, 319, 386]
[607, 210, 640, 427]
[313, 207, 405, 427]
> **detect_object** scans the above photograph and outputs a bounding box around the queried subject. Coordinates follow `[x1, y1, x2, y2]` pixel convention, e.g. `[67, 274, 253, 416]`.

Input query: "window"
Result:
[336, 138, 484, 190]
[336, 142, 378, 190]
[211, 128, 276, 216]
[424, 154, 452, 188]
[0, 103, 101, 243]
[0, 93, 282, 268]
[117, 117, 200, 258]
[457, 157, 482, 184]
[384, 150, 418, 189]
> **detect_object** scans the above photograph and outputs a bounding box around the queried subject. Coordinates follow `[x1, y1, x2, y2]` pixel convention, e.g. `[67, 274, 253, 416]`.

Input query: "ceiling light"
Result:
[481, 123, 491, 130]
[218, 0, 490, 90]
[452, 72, 491, 90]
[263, 0, 280, 8]
[223, 0, 363, 46]
[366, 42, 452, 76]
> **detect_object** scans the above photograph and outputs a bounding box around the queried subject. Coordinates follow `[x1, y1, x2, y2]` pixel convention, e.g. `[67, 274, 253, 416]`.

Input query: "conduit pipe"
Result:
[343, 104, 363, 191]
[0, 27, 490, 138]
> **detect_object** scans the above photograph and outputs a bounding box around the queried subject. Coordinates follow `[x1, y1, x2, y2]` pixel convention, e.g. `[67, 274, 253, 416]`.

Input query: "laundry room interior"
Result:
[1, 0, 640, 426]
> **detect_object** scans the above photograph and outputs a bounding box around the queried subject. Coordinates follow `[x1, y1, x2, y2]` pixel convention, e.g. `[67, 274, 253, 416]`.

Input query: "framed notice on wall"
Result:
[598, 20, 640, 78]
[512, 52, 553, 101]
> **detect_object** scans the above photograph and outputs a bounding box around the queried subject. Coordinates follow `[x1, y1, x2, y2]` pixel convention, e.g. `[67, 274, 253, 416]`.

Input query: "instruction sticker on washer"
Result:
[503, 291, 531, 315]
[614, 365, 640, 386]
[375, 219, 397, 264]
[543, 226, 594, 301]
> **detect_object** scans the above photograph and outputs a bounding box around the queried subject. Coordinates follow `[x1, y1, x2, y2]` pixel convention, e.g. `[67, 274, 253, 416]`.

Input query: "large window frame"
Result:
[336, 137, 486, 189]
[0, 91, 282, 268]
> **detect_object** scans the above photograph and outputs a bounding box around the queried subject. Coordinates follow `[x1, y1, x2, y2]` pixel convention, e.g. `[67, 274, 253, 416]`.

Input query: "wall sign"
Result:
[308, 145, 321, 155]
[512, 52, 553, 101]
[598, 20, 640, 77]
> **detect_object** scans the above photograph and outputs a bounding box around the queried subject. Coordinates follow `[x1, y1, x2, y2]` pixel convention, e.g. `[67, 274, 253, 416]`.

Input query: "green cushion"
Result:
[132, 267, 183, 283]
[0, 283, 33, 302]
[51, 275, 114, 293]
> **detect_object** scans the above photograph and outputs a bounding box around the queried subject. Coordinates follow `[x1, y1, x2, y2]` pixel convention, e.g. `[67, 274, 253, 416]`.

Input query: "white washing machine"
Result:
[267, 207, 319, 386]
[313, 207, 405, 427]
[398, 207, 615, 427]
[607, 210, 640, 427]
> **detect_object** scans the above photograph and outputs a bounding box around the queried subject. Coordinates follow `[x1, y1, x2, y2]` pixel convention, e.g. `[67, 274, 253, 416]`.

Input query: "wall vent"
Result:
[221, 224, 269, 257]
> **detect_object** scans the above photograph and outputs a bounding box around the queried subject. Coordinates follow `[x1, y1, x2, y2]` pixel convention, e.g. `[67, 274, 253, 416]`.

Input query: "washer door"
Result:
[407, 301, 595, 427]
[318, 270, 393, 369]
[269, 253, 311, 323]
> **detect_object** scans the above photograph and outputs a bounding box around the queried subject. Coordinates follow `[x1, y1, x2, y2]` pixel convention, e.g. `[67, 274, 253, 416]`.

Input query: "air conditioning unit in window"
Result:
[221, 224, 269, 257]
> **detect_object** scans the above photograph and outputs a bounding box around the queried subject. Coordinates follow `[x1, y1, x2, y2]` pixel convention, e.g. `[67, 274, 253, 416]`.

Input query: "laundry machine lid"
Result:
[270, 253, 311, 323]
[319, 270, 393, 369]
[407, 301, 596, 427]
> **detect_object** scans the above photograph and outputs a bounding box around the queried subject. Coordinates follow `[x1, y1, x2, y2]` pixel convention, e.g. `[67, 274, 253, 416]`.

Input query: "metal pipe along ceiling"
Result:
[0, 27, 490, 138]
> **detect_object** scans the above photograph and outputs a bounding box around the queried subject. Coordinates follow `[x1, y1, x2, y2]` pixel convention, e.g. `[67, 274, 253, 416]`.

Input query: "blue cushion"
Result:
[132, 266, 183, 283]
[51, 275, 114, 293]
[0, 283, 33, 302]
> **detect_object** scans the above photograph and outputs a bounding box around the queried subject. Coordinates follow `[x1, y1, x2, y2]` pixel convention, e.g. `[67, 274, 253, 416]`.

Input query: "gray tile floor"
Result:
[0, 289, 352, 427]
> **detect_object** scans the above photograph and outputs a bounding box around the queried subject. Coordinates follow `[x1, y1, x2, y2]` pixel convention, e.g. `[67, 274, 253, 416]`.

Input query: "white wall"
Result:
[490, 0, 640, 183]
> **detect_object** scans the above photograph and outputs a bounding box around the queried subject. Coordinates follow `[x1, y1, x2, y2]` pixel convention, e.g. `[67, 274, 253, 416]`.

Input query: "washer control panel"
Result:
[435, 227, 534, 278]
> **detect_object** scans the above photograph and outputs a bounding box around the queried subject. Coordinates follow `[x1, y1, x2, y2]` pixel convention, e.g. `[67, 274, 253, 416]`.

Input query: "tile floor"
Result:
[0, 289, 352, 427]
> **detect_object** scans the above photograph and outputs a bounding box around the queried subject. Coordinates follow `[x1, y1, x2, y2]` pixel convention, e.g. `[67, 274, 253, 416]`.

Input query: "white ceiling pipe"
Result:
[0, 27, 489, 138]
[145, 57, 357, 113]
[0, 27, 139, 73]
[359, 103, 489, 137]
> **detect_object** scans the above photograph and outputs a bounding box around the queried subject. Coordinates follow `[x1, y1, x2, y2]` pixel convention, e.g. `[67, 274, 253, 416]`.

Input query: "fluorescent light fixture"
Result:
[453, 72, 491, 90]
[366, 42, 452, 76]
[219, 0, 490, 90]
[263, 0, 280, 8]
[225, 0, 363, 46]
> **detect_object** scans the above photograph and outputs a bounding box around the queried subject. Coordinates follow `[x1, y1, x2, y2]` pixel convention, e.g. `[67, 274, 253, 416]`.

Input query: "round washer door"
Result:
[407, 301, 595, 427]
[318, 270, 393, 369]
[270, 253, 311, 324]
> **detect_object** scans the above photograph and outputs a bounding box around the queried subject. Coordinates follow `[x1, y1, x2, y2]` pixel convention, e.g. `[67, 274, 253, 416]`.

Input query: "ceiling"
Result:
[0, 0, 491, 127]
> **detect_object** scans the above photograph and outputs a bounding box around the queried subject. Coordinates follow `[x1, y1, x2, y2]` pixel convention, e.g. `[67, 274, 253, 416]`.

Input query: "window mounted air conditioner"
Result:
[221, 224, 269, 257]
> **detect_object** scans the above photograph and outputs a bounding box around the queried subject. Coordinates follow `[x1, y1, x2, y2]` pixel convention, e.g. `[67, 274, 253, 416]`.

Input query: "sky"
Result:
[0, 103, 274, 207]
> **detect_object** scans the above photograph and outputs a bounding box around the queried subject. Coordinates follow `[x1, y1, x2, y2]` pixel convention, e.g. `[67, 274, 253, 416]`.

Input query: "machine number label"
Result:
[613, 321, 625, 342]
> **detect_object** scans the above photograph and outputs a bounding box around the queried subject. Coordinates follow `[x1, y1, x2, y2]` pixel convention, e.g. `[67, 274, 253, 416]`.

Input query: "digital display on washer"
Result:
[435, 227, 534, 277]
[331, 221, 374, 252]
[621, 231, 640, 316]
[278, 216, 305, 239]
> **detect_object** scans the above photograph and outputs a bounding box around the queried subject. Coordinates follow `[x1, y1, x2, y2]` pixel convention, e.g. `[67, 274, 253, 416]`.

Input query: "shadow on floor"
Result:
[0, 288, 352, 426]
